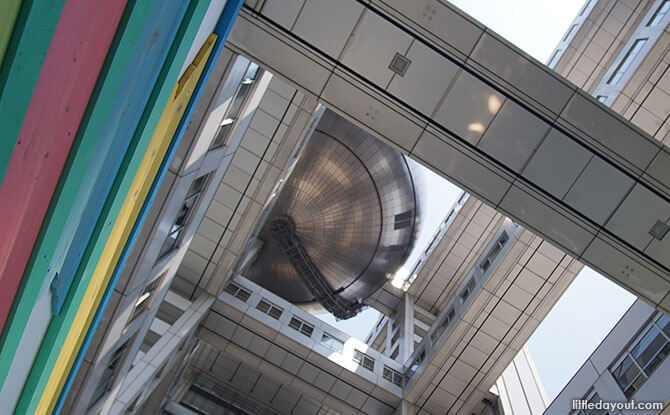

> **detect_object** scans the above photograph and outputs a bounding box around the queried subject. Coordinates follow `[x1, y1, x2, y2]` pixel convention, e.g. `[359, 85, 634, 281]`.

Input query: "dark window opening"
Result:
[158, 173, 210, 259]
[394, 210, 413, 230]
[210, 62, 261, 150]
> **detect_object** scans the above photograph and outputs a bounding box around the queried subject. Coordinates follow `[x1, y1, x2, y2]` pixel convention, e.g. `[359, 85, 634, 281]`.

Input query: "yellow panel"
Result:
[35, 33, 216, 414]
[0, 0, 22, 67]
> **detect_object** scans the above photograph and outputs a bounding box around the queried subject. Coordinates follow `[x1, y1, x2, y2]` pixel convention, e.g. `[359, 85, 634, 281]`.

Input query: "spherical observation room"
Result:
[245, 109, 421, 319]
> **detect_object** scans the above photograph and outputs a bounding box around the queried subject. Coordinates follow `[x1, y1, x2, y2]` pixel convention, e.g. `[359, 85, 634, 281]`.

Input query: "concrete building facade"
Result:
[0, 0, 669, 414]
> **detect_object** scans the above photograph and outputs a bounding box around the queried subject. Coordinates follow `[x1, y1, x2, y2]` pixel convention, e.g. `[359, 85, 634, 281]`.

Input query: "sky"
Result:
[318, 0, 638, 404]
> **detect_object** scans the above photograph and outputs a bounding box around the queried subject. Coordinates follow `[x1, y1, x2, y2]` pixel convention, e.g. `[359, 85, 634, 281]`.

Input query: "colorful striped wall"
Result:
[0, 0, 128, 335]
[0, 0, 67, 182]
[0, 0, 243, 412]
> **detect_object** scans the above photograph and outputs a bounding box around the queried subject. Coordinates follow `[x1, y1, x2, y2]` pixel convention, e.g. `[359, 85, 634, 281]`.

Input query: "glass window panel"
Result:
[88, 341, 128, 409]
[210, 119, 234, 149]
[644, 342, 670, 376]
[393, 210, 413, 229]
[612, 356, 641, 389]
[158, 232, 179, 259]
[548, 49, 561, 67]
[353, 350, 374, 371]
[224, 283, 239, 296]
[584, 392, 607, 415]
[289, 317, 301, 331]
[235, 289, 250, 302]
[631, 326, 666, 368]
[383, 367, 393, 382]
[657, 313, 670, 337]
[321, 333, 343, 353]
[300, 324, 313, 337]
[158, 173, 208, 259]
[130, 275, 162, 322]
[362, 356, 374, 371]
[608, 38, 648, 85]
[648, 0, 670, 26]
[256, 300, 270, 313]
[244, 62, 260, 80]
[624, 373, 646, 398]
[268, 306, 282, 320]
[227, 82, 253, 120]
[186, 174, 209, 198]
[580, 0, 591, 15]
[563, 24, 578, 41]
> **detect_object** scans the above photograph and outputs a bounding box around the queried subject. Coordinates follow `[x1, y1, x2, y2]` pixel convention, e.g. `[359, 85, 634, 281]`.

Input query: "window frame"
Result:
[353, 350, 375, 372]
[647, 0, 670, 26]
[320, 333, 344, 353]
[223, 282, 252, 302]
[607, 38, 649, 85]
[610, 311, 670, 398]
[129, 273, 165, 323]
[209, 62, 261, 150]
[288, 316, 314, 338]
[158, 173, 210, 259]
[256, 298, 283, 320]
[88, 339, 130, 409]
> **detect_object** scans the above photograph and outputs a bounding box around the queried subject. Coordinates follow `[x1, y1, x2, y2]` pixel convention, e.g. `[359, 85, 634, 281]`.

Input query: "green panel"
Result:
[0, 0, 66, 183]
[14, 1, 211, 413]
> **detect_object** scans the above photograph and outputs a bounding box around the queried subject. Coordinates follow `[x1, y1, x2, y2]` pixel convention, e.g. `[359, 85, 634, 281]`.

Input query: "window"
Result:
[630, 326, 667, 372]
[647, 0, 670, 26]
[612, 355, 643, 398]
[210, 62, 261, 149]
[460, 277, 476, 304]
[158, 173, 210, 258]
[181, 385, 231, 414]
[610, 312, 670, 398]
[479, 231, 509, 272]
[223, 282, 251, 302]
[320, 333, 344, 353]
[256, 298, 283, 319]
[547, 49, 562, 67]
[658, 313, 670, 337]
[393, 210, 413, 230]
[383, 365, 404, 387]
[129, 274, 163, 322]
[607, 38, 648, 85]
[407, 349, 425, 378]
[573, 390, 609, 415]
[391, 328, 400, 347]
[353, 350, 375, 371]
[431, 307, 456, 343]
[579, 0, 592, 16]
[288, 317, 314, 337]
[89, 340, 129, 408]
[390, 345, 399, 360]
[563, 23, 578, 41]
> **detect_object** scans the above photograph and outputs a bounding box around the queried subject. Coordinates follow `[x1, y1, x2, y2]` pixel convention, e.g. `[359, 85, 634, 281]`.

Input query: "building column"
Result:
[400, 293, 415, 364]
[395, 400, 416, 415]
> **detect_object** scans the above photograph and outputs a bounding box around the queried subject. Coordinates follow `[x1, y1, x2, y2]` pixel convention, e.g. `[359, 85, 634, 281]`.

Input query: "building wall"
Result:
[552, 0, 670, 145]
[541, 1, 670, 413]
[544, 300, 670, 415]
[496, 347, 549, 415]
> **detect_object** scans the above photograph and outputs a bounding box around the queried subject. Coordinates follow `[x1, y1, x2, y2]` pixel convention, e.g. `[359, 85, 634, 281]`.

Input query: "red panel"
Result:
[0, 0, 128, 331]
